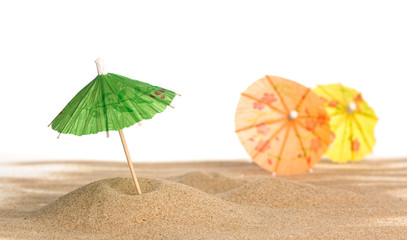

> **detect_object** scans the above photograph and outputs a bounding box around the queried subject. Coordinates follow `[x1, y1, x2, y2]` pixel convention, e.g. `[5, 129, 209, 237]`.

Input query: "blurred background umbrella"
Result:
[235, 75, 331, 175]
[313, 84, 377, 163]
[49, 58, 179, 194]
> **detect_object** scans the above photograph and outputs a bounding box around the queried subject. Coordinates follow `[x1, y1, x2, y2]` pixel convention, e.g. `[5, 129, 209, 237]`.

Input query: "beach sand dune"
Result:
[1, 159, 407, 239]
[169, 171, 246, 194]
[217, 177, 367, 208]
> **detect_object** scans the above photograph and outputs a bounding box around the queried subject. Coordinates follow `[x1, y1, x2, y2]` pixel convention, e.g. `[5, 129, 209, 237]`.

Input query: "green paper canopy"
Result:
[50, 72, 176, 136]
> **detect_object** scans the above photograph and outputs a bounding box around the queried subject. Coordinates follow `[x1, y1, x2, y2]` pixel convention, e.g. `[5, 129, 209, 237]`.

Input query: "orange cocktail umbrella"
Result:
[235, 75, 331, 175]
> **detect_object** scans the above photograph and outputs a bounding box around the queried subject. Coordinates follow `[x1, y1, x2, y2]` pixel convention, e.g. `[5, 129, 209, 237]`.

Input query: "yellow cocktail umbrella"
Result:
[313, 84, 378, 162]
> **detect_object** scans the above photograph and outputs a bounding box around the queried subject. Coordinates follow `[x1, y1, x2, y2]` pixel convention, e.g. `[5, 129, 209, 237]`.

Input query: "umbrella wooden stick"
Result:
[118, 129, 142, 195]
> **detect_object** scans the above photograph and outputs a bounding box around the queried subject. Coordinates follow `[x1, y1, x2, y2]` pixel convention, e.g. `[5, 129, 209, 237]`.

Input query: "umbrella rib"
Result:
[241, 93, 286, 114]
[295, 120, 330, 146]
[340, 115, 350, 161]
[297, 111, 340, 119]
[102, 74, 130, 131]
[57, 80, 98, 135]
[235, 117, 286, 133]
[82, 79, 101, 134]
[317, 85, 346, 107]
[325, 111, 342, 118]
[355, 112, 378, 121]
[252, 122, 289, 159]
[294, 88, 310, 111]
[339, 83, 349, 106]
[265, 75, 289, 113]
[331, 116, 346, 132]
[274, 123, 291, 172]
[351, 114, 373, 151]
[292, 122, 310, 168]
[298, 109, 343, 120]
[99, 76, 110, 133]
[350, 115, 355, 160]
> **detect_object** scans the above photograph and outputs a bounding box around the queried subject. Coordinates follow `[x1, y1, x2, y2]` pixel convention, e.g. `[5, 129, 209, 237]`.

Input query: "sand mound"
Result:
[218, 177, 369, 208]
[3, 160, 407, 240]
[30, 177, 263, 234]
[169, 171, 245, 194]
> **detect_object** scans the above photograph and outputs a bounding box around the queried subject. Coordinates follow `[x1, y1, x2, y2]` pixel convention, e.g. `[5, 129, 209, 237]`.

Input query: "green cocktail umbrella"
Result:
[48, 58, 179, 194]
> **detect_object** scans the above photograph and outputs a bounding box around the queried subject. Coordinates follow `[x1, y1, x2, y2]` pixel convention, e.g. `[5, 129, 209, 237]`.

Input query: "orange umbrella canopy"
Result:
[235, 75, 331, 175]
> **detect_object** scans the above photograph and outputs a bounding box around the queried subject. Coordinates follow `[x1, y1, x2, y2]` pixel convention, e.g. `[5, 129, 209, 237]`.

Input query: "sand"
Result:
[1, 159, 407, 239]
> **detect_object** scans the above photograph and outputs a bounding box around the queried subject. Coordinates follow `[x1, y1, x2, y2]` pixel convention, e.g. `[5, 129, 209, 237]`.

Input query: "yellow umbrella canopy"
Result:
[313, 84, 378, 162]
[235, 75, 331, 175]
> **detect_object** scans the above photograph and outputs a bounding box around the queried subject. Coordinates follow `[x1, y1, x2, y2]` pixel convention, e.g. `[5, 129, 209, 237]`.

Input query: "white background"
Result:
[1, 0, 406, 163]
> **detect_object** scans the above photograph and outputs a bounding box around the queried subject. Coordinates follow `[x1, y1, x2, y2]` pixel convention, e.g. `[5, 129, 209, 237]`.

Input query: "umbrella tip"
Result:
[288, 110, 298, 120]
[346, 102, 357, 114]
[95, 57, 104, 65]
[95, 58, 108, 75]
[176, 93, 182, 96]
